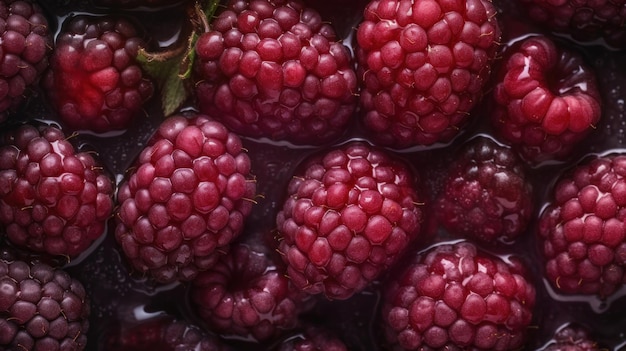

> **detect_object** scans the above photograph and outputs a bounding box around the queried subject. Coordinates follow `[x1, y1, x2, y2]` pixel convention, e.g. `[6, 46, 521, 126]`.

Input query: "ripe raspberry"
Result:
[355, 0, 500, 148]
[541, 323, 604, 351]
[191, 242, 308, 342]
[274, 326, 348, 351]
[103, 316, 232, 351]
[0, 124, 114, 258]
[276, 142, 425, 300]
[43, 15, 154, 133]
[381, 241, 536, 350]
[0, 0, 52, 123]
[538, 155, 626, 298]
[436, 137, 533, 244]
[0, 258, 90, 350]
[490, 35, 601, 164]
[519, 0, 626, 48]
[115, 114, 256, 284]
[194, 0, 357, 145]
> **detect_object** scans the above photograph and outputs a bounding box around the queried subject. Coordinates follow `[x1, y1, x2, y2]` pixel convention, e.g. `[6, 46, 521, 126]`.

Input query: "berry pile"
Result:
[1, 0, 626, 350]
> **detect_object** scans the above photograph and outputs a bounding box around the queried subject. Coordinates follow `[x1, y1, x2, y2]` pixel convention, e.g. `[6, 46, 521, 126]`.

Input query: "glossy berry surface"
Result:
[436, 137, 533, 244]
[539, 155, 626, 298]
[0, 258, 90, 350]
[491, 35, 601, 163]
[115, 114, 256, 284]
[191, 242, 308, 342]
[43, 15, 154, 133]
[356, 0, 500, 147]
[276, 142, 425, 300]
[194, 0, 357, 145]
[0, 0, 52, 122]
[381, 241, 536, 350]
[0, 124, 114, 258]
[520, 0, 626, 48]
[274, 326, 348, 351]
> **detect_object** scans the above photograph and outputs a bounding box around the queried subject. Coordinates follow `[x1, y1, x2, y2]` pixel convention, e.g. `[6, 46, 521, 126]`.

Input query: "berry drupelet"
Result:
[194, 0, 357, 145]
[381, 241, 536, 350]
[43, 15, 154, 133]
[490, 35, 601, 164]
[356, 0, 501, 148]
[276, 141, 425, 300]
[539, 154, 626, 298]
[0, 124, 114, 258]
[436, 137, 533, 244]
[115, 114, 257, 284]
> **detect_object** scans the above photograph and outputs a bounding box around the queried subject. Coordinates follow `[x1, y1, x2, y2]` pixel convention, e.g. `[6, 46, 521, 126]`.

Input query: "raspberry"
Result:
[43, 15, 154, 133]
[355, 0, 500, 148]
[381, 241, 536, 350]
[274, 326, 348, 351]
[541, 323, 604, 351]
[0, 0, 52, 123]
[0, 124, 114, 258]
[194, 0, 357, 145]
[276, 141, 425, 300]
[0, 258, 90, 350]
[191, 242, 308, 342]
[103, 316, 232, 351]
[490, 35, 601, 164]
[520, 0, 626, 48]
[436, 137, 534, 244]
[115, 114, 256, 284]
[538, 155, 626, 298]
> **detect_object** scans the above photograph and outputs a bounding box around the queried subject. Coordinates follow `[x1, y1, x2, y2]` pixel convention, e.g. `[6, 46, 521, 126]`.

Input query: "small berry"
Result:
[539, 154, 626, 298]
[0, 124, 114, 258]
[436, 137, 533, 244]
[115, 114, 256, 284]
[490, 35, 601, 163]
[276, 141, 425, 300]
[356, 0, 501, 147]
[194, 0, 357, 145]
[0, 0, 52, 123]
[43, 15, 154, 133]
[191, 242, 308, 342]
[0, 258, 90, 350]
[381, 241, 536, 351]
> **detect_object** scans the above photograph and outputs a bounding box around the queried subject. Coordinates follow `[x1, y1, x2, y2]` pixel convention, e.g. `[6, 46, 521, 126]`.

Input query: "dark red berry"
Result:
[276, 141, 425, 300]
[0, 0, 52, 123]
[115, 114, 256, 284]
[191, 242, 309, 342]
[194, 0, 357, 145]
[436, 137, 533, 244]
[490, 35, 601, 164]
[539, 155, 626, 298]
[541, 323, 604, 351]
[43, 15, 154, 133]
[0, 258, 90, 350]
[520, 0, 626, 48]
[356, 0, 501, 147]
[0, 124, 114, 258]
[274, 326, 348, 351]
[381, 241, 536, 350]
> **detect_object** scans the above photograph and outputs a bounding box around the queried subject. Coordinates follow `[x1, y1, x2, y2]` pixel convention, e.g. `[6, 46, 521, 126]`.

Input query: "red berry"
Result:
[194, 0, 357, 145]
[115, 114, 257, 284]
[539, 154, 626, 298]
[0, 0, 52, 122]
[381, 241, 536, 350]
[436, 137, 534, 244]
[191, 242, 309, 342]
[0, 258, 90, 350]
[43, 15, 154, 133]
[276, 141, 425, 300]
[0, 124, 114, 258]
[490, 35, 601, 163]
[356, 0, 501, 147]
